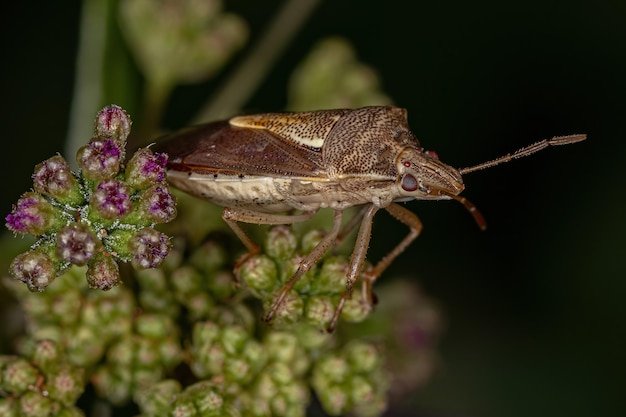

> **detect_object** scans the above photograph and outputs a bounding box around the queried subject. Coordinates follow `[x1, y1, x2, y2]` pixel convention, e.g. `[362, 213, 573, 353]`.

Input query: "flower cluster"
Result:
[5, 105, 176, 291]
[0, 340, 86, 416]
[311, 341, 388, 417]
[4, 225, 443, 417]
[238, 225, 374, 330]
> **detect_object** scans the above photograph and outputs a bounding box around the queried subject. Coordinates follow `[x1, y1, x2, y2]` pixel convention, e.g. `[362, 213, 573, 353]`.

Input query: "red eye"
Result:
[425, 150, 439, 160]
[403, 161, 411, 167]
[401, 174, 418, 192]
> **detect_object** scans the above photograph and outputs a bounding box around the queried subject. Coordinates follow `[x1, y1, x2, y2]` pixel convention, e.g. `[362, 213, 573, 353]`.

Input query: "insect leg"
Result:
[265, 209, 344, 322]
[328, 204, 379, 332]
[332, 205, 370, 255]
[328, 203, 423, 332]
[369, 203, 423, 282]
[222, 207, 315, 268]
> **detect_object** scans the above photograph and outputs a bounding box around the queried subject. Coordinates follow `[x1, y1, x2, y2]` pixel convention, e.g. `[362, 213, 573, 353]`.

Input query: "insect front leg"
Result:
[328, 204, 379, 332]
[328, 203, 422, 332]
[265, 209, 344, 323]
[369, 202, 423, 281]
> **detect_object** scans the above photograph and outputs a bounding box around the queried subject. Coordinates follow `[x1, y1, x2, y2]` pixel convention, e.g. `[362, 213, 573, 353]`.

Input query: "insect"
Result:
[154, 106, 586, 330]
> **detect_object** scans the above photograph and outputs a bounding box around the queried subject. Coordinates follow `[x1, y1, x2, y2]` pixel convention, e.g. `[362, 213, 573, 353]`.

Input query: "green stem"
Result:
[192, 0, 322, 123]
[132, 79, 173, 150]
[65, 0, 113, 167]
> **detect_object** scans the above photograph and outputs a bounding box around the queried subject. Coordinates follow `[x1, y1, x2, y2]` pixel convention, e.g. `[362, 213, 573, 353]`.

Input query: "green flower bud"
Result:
[30, 340, 61, 374]
[135, 338, 162, 369]
[300, 229, 325, 254]
[319, 355, 349, 384]
[85, 253, 120, 290]
[345, 341, 381, 374]
[316, 384, 349, 416]
[265, 226, 298, 259]
[93, 367, 131, 406]
[192, 321, 220, 347]
[0, 398, 15, 417]
[223, 357, 251, 384]
[239, 255, 277, 293]
[45, 364, 86, 406]
[340, 290, 373, 323]
[17, 391, 54, 417]
[32, 155, 83, 206]
[263, 291, 304, 326]
[314, 257, 348, 294]
[170, 265, 202, 296]
[183, 292, 214, 320]
[135, 379, 182, 417]
[51, 406, 85, 417]
[66, 325, 106, 367]
[220, 326, 248, 356]
[304, 295, 335, 328]
[349, 374, 375, 403]
[178, 382, 226, 415]
[263, 332, 298, 363]
[1, 358, 39, 393]
[189, 240, 228, 274]
[135, 314, 171, 339]
[159, 338, 183, 369]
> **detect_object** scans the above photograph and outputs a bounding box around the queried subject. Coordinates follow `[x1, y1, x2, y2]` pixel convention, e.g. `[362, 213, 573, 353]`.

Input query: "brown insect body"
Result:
[157, 107, 463, 213]
[154, 106, 585, 331]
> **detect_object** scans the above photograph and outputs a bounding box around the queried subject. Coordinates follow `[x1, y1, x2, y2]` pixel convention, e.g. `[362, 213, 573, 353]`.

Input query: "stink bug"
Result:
[154, 106, 585, 330]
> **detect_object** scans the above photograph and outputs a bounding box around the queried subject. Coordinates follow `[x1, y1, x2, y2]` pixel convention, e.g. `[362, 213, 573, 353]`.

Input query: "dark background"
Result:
[2, 1, 625, 416]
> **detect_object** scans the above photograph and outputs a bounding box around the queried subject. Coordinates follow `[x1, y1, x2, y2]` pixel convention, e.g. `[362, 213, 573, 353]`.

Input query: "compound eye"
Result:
[401, 173, 419, 192]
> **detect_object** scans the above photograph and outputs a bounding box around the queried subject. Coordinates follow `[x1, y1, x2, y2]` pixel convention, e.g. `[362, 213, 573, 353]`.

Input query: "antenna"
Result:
[459, 134, 587, 175]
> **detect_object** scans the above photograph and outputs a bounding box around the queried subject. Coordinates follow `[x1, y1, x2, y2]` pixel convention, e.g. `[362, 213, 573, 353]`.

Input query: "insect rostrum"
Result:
[154, 106, 586, 331]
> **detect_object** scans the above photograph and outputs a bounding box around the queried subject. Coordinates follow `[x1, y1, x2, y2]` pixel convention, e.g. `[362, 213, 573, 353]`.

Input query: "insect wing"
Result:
[230, 109, 351, 150]
[155, 120, 327, 179]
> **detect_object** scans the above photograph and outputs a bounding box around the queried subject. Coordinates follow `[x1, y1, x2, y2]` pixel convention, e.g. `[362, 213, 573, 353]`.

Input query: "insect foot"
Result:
[236, 225, 375, 330]
[153, 105, 586, 331]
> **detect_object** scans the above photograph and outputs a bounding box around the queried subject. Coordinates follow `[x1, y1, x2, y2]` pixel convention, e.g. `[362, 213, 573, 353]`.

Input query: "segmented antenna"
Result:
[459, 134, 587, 175]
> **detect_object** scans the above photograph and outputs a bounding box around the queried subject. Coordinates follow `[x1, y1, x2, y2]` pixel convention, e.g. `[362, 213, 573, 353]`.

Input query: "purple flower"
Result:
[9, 250, 57, 291]
[33, 155, 82, 204]
[128, 228, 171, 269]
[6, 192, 58, 235]
[76, 139, 123, 181]
[90, 179, 133, 220]
[126, 148, 168, 190]
[139, 185, 177, 224]
[56, 223, 99, 266]
[95, 105, 131, 142]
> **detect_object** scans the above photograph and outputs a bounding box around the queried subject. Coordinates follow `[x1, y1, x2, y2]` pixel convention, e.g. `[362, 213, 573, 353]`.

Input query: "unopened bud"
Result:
[6, 192, 63, 235]
[126, 148, 168, 189]
[56, 223, 99, 266]
[76, 138, 123, 181]
[128, 228, 171, 269]
[9, 249, 57, 291]
[94, 105, 131, 142]
[32, 155, 83, 205]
